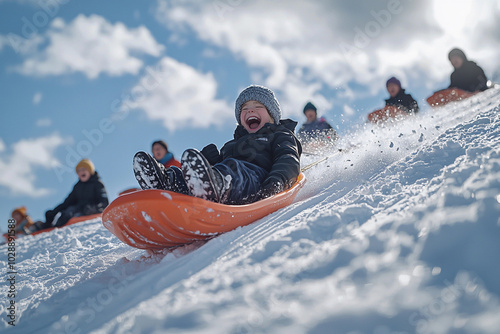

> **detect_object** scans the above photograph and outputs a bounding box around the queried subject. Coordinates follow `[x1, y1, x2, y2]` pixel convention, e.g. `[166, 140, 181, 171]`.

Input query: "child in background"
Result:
[40, 159, 109, 229]
[385, 77, 419, 114]
[448, 48, 488, 93]
[151, 140, 181, 168]
[297, 101, 338, 144]
[11, 206, 34, 235]
[133, 85, 302, 204]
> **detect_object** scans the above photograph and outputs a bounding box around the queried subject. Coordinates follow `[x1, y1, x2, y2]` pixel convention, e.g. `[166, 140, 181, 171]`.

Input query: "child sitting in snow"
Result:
[11, 206, 35, 235]
[39, 159, 109, 229]
[385, 77, 419, 114]
[133, 85, 302, 204]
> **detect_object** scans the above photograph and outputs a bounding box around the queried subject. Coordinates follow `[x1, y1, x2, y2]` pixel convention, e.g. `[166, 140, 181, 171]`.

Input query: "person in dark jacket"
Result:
[41, 159, 108, 229]
[297, 102, 337, 141]
[133, 85, 302, 205]
[385, 77, 419, 114]
[448, 48, 488, 92]
[151, 140, 181, 168]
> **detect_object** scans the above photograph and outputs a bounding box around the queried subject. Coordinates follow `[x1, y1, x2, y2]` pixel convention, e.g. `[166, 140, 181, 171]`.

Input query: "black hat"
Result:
[303, 102, 317, 114]
[386, 77, 401, 88]
[152, 140, 168, 152]
[448, 48, 467, 61]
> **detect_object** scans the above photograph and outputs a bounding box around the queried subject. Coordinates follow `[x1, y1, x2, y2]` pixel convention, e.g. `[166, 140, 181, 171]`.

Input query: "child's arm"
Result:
[260, 132, 301, 198]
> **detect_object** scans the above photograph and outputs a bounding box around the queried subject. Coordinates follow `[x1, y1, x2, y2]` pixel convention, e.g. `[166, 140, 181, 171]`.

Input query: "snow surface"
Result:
[2, 88, 500, 334]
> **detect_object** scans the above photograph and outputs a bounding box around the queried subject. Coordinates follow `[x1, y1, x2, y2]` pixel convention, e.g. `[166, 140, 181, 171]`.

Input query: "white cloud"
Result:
[125, 57, 233, 131]
[156, 0, 500, 118]
[0, 134, 65, 197]
[16, 14, 165, 79]
[0, 35, 8, 52]
[33, 92, 42, 105]
[36, 118, 52, 127]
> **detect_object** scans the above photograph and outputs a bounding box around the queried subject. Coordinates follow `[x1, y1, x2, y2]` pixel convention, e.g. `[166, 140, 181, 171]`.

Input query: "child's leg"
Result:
[54, 205, 82, 227]
[133, 152, 189, 194]
[214, 158, 268, 205]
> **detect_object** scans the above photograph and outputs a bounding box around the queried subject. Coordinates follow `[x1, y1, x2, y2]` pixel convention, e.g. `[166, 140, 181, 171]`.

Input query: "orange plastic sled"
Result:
[368, 105, 408, 124]
[3, 213, 102, 242]
[102, 173, 306, 250]
[30, 213, 102, 236]
[426, 88, 474, 107]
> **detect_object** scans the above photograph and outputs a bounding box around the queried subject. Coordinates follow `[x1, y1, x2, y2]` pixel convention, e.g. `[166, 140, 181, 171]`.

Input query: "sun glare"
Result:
[432, 0, 475, 37]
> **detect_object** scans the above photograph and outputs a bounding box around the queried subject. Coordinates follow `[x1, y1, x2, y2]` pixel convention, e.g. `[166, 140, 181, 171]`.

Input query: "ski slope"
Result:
[2, 88, 500, 334]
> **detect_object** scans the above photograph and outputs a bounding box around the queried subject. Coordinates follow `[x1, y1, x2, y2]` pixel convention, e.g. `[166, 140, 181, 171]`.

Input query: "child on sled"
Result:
[37, 159, 109, 230]
[133, 85, 302, 205]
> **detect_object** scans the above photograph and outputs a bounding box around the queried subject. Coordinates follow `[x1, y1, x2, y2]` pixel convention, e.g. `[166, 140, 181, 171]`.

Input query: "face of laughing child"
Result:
[77, 167, 91, 182]
[387, 83, 401, 98]
[240, 100, 274, 133]
[152, 143, 168, 161]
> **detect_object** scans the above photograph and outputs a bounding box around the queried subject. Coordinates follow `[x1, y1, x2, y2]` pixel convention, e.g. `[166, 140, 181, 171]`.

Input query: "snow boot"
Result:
[133, 151, 169, 190]
[133, 151, 190, 194]
[181, 149, 231, 203]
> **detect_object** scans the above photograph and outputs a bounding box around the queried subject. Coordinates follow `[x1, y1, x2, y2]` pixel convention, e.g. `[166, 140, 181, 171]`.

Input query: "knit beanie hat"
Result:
[152, 140, 168, 152]
[75, 159, 95, 175]
[303, 102, 317, 114]
[386, 77, 401, 88]
[448, 48, 467, 61]
[12, 206, 27, 219]
[235, 85, 281, 125]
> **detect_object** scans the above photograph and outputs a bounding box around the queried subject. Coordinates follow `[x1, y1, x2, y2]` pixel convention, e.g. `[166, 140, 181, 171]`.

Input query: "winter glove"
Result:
[201, 144, 221, 165]
[259, 176, 284, 199]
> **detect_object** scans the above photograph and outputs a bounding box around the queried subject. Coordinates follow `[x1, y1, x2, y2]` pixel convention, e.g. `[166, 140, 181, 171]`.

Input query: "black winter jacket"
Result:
[52, 172, 109, 215]
[385, 89, 419, 114]
[203, 119, 302, 190]
[449, 60, 488, 92]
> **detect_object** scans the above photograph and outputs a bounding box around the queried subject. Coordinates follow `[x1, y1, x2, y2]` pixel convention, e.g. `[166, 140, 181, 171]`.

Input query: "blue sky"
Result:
[1, 0, 499, 223]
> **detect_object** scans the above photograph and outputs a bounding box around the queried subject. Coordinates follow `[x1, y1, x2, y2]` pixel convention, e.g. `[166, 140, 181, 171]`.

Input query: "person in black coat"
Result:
[133, 85, 301, 205]
[385, 77, 419, 114]
[43, 159, 108, 228]
[448, 48, 488, 92]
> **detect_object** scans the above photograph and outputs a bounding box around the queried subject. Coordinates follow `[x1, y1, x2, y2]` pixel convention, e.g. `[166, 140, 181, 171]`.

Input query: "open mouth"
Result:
[245, 116, 262, 130]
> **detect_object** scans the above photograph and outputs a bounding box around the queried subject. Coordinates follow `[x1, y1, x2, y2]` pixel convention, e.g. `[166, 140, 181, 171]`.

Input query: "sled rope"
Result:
[301, 149, 343, 172]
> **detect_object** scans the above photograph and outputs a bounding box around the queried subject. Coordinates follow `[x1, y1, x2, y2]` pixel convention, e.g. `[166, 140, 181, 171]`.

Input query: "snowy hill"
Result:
[2, 88, 500, 334]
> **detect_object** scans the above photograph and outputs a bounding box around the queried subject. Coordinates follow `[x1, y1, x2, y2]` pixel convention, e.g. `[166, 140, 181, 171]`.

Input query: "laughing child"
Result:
[40, 159, 109, 229]
[133, 85, 302, 204]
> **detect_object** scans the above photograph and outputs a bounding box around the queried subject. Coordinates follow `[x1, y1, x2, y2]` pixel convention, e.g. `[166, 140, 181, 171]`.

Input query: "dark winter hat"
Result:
[235, 85, 281, 125]
[386, 77, 401, 88]
[303, 102, 317, 114]
[75, 159, 95, 175]
[448, 48, 467, 61]
[152, 140, 168, 152]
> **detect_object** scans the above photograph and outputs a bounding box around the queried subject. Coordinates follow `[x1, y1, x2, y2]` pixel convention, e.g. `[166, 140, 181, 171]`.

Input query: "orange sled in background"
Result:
[103, 173, 306, 250]
[367, 105, 409, 124]
[426, 88, 474, 107]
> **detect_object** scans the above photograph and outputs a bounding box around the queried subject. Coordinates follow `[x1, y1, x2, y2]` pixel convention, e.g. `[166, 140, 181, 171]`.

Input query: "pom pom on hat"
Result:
[303, 102, 317, 114]
[75, 159, 95, 175]
[235, 85, 282, 125]
[386, 77, 401, 88]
